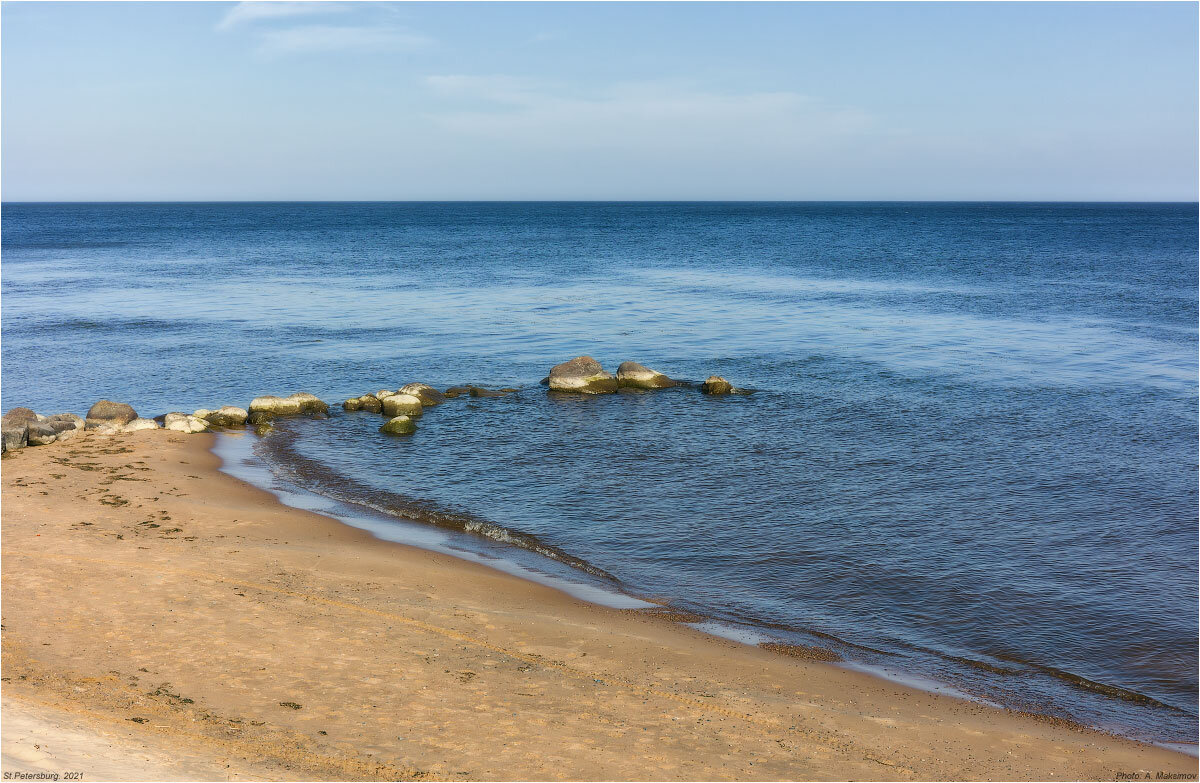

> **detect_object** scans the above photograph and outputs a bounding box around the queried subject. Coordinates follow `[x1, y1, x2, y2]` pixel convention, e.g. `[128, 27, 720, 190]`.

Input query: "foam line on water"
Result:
[836, 661, 1004, 708]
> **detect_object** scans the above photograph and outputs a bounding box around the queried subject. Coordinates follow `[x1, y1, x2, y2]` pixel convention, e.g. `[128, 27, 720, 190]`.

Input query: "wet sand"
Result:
[1, 429, 1195, 781]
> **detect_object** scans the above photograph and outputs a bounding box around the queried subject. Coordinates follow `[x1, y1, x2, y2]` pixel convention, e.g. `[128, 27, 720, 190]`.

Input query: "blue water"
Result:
[3, 201, 1197, 744]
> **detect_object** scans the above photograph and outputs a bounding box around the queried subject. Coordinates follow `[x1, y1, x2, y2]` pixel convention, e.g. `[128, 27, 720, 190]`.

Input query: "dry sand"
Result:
[1, 430, 1195, 781]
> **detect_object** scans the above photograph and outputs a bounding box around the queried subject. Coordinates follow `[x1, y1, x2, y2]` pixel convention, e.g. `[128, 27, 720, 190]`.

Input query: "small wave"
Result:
[11, 317, 193, 335]
[4, 240, 132, 250]
[988, 652, 1193, 714]
[254, 423, 619, 582]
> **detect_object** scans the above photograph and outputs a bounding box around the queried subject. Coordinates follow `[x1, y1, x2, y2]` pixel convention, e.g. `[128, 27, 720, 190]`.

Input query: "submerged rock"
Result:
[443, 386, 471, 398]
[468, 387, 509, 398]
[379, 415, 416, 435]
[616, 361, 676, 390]
[700, 376, 735, 395]
[700, 376, 752, 395]
[203, 406, 249, 427]
[85, 399, 138, 429]
[548, 356, 618, 394]
[381, 393, 423, 417]
[123, 418, 160, 433]
[398, 383, 446, 406]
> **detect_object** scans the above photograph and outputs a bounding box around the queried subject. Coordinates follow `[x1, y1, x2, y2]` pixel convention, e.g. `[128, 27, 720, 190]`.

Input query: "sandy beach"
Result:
[1, 429, 1195, 781]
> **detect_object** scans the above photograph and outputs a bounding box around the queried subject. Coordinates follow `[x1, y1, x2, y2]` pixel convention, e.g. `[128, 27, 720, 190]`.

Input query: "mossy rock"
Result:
[380, 415, 416, 435]
[616, 361, 676, 389]
[381, 394, 423, 417]
[399, 383, 446, 406]
[700, 376, 735, 395]
[547, 356, 618, 395]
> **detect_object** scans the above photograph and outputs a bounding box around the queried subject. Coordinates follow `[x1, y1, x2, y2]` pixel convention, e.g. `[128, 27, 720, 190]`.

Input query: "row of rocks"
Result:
[342, 383, 445, 436]
[341, 383, 519, 436]
[2, 360, 747, 454]
[341, 383, 519, 413]
[1, 408, 86, 451]
[546, 357, 748, 396]
[2, 392, 332, 454]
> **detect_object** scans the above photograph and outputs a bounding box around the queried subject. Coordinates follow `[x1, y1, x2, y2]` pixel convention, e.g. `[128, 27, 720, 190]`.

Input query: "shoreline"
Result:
[2, 429, 1196, 781]
[226, 423, 1199, 749]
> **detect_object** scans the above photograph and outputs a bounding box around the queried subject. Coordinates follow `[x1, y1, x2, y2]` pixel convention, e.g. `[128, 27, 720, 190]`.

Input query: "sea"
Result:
[2, 201, 1196, 747]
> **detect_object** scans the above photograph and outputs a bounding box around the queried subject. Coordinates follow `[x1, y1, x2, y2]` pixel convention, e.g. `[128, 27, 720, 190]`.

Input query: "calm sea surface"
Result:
[3, 202, 1197, 744]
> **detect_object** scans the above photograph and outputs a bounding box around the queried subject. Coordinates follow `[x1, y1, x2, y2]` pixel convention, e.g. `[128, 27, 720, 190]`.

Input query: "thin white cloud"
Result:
[256, 24, 431, 55]
[216, 2, 346, 31]
[421, 75, 874, 156]
[425, 75, 550, 105]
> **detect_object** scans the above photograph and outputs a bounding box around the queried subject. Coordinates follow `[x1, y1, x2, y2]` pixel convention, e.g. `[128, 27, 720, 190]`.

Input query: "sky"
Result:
[2, 1, 1196, 201]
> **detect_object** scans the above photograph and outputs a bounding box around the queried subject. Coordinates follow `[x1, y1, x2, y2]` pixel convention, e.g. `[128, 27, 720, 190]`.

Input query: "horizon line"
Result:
[3, 199, 1198, 205]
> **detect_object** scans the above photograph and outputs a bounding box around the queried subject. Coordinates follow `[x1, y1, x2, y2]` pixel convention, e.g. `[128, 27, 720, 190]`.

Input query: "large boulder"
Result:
[379, 415, 416, 435]
[381, 393, 423, 418]
[290, 393, 329, 415]
[163, 413, 208, 434]
[85, 400, 138, 429]
[26, 422, 58, 446]
[46, 413, 85, 432]
[2, 407, 39, 429]
[548, 356, 618, 395]
[1, 408, 40, 453]
[616, 361, 676, 390]
[357, 395, 382, 413]
[248, 393, 328, 420]
[54, 426, 81, 443]
[398, 383, 445, 406]
[203, 406, 248, 427]
[123, 418, 160, 433]
[700, 376, 736, 395]
[2, 425, 28, 452]
[343, 398, 362, 411]
[248, 395, 301, 417]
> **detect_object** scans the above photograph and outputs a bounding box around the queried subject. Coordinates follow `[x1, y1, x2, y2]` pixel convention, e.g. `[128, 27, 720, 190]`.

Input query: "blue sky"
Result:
[2, 1, 1196, 200]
